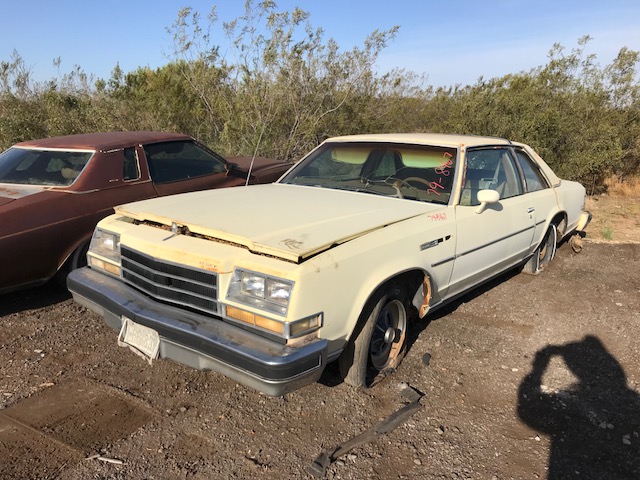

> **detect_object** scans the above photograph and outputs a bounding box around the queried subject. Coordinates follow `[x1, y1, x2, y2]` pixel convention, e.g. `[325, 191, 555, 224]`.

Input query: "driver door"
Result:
[448, 147, 535, 297]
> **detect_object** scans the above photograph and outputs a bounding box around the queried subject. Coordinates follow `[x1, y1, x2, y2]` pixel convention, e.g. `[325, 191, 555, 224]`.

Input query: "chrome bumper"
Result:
[67, 267, 328, 396]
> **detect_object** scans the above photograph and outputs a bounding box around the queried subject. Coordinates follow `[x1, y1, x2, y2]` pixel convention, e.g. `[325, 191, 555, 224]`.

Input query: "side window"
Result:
[145, 140, 227, 184]
[461, 148, 522, 206]
[514, 150, 548, 192]
[123, 148, 140, 181]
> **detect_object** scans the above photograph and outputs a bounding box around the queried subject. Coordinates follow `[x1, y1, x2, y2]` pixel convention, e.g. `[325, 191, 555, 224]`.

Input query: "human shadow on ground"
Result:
[518, 336, 640, 479]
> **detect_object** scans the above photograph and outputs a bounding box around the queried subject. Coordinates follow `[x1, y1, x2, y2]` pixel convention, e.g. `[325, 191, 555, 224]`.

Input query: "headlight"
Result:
[228, 268, 293, 315]
[240, 272, 266, 298]
[87, 228, 121, 276]
[226, 269, 324, 341]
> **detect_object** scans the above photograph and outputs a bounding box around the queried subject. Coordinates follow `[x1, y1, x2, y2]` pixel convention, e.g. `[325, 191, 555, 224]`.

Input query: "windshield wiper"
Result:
[325, 184, 389, 197]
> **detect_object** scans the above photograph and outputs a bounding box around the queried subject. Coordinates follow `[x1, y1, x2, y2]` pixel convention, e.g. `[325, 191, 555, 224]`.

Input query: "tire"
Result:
[340, 284, 409, 388]
[53, 241, 90, 288]
[70, 241, 90, 270]
[522, 224, 557, 275]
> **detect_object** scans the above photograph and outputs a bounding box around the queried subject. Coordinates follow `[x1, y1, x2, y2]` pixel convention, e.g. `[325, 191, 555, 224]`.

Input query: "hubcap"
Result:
[370, 299, 407, 371]
[383, 327, 397, 344]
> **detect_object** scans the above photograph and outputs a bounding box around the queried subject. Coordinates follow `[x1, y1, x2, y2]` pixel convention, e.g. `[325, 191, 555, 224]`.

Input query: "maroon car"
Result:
[0, 131, 290, 294]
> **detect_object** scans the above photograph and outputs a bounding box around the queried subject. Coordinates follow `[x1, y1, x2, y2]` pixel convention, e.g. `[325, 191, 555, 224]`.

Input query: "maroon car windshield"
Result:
[0, 147, 93, 187]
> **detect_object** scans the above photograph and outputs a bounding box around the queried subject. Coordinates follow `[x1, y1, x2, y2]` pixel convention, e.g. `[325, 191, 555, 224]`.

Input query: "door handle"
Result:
[527, 207, 535, 213]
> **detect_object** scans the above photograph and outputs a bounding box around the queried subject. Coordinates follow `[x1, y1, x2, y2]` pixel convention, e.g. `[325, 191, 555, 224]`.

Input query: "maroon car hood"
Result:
[226, 156, 291, 176]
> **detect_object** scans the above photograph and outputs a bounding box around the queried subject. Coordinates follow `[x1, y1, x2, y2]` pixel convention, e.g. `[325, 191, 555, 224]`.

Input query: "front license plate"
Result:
[118, 317, 160, 363]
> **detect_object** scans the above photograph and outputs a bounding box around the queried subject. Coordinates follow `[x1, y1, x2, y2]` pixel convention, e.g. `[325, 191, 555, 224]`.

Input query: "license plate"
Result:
[118, 317, 160, 364]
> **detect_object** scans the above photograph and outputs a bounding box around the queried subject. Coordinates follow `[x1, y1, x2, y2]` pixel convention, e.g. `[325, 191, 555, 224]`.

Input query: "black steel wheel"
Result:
[523, 224, 557, 275]
[340, 284, 409, 388]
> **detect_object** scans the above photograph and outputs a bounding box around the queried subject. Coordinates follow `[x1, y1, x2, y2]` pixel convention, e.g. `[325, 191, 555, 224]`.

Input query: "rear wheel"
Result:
[523, 224, 557, 275]
[340, 284, 409, 388]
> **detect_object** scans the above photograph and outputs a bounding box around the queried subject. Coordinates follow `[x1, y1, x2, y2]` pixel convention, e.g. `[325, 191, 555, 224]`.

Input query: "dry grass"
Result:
[582, 174, 640, 242]
[586, 193, 640, 243]
[604, 174, 640, 196]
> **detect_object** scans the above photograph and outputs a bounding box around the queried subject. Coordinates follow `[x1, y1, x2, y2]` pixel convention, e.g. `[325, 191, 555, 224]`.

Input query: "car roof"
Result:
[14, 131, 193, 151]
[324, 133, 512, 148]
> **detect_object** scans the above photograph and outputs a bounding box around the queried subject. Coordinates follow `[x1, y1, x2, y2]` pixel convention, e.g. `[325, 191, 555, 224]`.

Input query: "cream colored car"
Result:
[68, 133, 591, 395]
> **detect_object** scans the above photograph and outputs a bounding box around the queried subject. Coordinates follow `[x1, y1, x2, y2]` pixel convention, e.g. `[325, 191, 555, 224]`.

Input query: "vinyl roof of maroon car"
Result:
[14, 131, 193, 151]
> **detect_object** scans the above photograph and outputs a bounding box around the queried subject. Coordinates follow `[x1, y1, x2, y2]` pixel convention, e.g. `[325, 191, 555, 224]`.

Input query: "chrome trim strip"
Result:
[431, 256, 455, 268]
[458, 225, 535, 258]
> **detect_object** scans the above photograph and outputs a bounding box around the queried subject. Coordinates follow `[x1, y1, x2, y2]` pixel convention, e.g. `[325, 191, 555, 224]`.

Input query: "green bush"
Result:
[1, 7, 638, 189]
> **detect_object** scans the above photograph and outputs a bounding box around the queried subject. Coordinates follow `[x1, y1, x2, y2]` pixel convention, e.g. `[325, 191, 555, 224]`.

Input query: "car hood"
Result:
[116, 184, 443, 263]
[226, 156, 290, 175]
[0, 184, 49, 206]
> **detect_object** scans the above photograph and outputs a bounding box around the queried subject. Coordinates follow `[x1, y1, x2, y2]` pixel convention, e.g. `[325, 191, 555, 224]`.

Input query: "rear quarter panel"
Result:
[554, 180, 587, 235]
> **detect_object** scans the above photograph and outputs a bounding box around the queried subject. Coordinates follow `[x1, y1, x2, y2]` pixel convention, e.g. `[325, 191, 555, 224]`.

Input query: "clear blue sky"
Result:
[1, 0, 639, 87]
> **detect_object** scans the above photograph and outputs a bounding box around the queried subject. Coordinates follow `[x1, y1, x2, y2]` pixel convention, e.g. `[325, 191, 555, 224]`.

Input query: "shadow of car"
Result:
[0, 131, 290, 294]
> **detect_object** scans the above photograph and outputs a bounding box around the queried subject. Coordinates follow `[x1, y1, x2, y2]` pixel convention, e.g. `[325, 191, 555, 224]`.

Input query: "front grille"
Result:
[121, 246, 218, 314]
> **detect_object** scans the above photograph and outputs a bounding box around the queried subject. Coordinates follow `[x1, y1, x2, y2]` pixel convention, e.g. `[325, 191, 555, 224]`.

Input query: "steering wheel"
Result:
[390, 176, 434, 198]
[398, 176, 433, 188]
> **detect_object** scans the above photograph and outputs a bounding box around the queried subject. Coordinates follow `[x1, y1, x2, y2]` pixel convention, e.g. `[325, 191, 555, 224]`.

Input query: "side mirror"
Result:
[475, 189, 500, 214]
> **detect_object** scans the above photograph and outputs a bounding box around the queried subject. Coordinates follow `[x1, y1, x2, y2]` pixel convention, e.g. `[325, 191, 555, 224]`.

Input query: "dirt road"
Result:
[1, 242, 639, 479]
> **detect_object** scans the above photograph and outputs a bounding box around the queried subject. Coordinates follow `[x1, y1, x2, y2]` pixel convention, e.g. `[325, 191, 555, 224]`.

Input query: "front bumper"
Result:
[67, 267, 328, 396]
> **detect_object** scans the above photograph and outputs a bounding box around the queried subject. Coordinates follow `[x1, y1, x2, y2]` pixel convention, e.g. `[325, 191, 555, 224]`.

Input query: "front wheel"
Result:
[523, 224, 557, 275]
[340, 284, 409, 388]
[53, 241, 90, 288]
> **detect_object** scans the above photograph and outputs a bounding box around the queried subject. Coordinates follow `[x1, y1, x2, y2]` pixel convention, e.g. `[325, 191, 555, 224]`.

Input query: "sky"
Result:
[1, 0, 639, 88]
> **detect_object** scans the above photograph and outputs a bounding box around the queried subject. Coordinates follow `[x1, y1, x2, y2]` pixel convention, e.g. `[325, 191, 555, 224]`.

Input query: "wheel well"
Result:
[342, 269, 428, 362]
[58, 238, 91, 273]
[358, 269, 428, 327]
[371, 270, 424, 303]
[70, 240, 91, 269]
[552, 212, 567, 239]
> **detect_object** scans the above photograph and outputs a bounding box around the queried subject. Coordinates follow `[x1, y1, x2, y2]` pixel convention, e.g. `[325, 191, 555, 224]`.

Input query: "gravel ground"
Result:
[1, 241, 639, 479]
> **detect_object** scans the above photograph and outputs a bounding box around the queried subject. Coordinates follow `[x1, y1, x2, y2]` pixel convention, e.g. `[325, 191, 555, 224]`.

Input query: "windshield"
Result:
[280, 142, 458, 204]
[0, 147, 93, 186]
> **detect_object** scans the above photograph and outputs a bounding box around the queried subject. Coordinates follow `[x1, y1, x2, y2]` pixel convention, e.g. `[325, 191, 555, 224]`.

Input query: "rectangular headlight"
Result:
[227, 268, 293, 315]
[87, 228, 121, 276]
[240, 271, 266, 298]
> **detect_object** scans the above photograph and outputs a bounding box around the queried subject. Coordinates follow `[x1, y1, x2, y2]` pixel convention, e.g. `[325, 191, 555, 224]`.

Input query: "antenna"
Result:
[245, 123, 267, 186]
